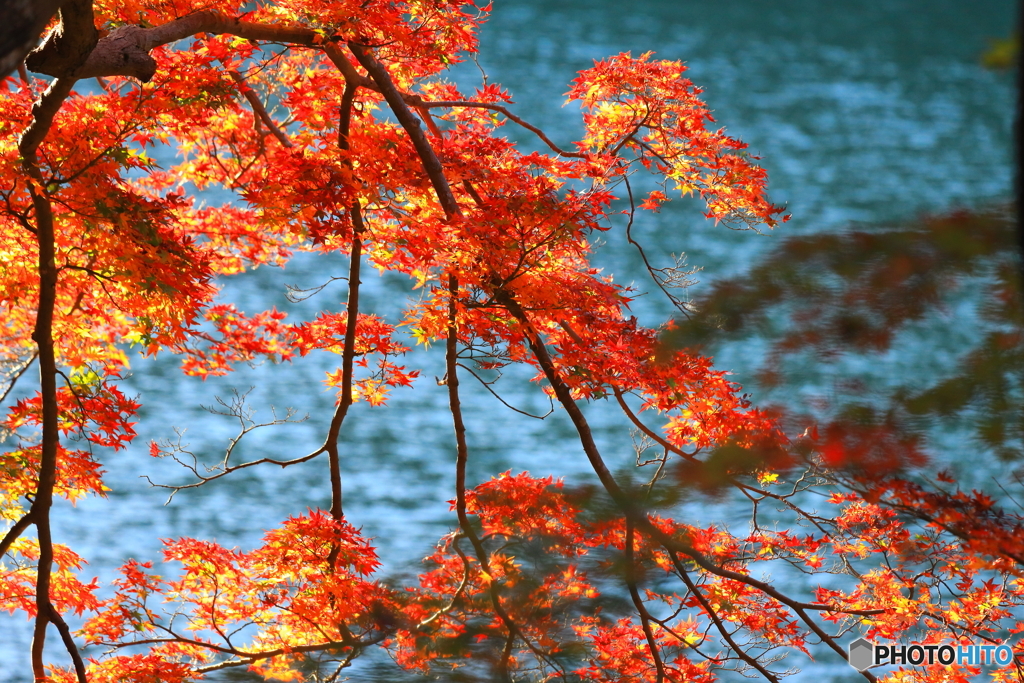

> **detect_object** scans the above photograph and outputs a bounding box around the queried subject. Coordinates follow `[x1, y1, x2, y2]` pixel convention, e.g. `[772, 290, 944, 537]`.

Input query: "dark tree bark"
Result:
[0, 0, 65, 78]
[23, 0, 97, 78]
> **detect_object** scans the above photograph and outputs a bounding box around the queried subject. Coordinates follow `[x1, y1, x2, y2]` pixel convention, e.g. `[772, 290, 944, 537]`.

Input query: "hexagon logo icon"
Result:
[848, 637, 875, 671]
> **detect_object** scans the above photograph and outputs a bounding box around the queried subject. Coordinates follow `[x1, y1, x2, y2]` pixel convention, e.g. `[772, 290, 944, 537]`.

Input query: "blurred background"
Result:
[1, 0, 1019, 679]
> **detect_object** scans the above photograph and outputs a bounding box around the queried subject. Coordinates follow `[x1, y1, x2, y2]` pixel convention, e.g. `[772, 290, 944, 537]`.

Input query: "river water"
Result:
[1, 0, 1017, 680]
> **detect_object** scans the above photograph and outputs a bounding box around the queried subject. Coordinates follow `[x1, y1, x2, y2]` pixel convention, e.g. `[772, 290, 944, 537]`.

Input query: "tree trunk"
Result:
[0, 0, 64, 78]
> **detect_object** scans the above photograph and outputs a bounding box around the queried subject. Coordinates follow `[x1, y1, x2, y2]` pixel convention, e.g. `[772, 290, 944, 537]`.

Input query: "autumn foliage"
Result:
[2, 2, 1023, 682]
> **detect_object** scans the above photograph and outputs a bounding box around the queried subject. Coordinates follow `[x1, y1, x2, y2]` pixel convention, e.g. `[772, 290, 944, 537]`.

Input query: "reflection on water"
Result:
[0, 0, 1017, 679]
[663, 204, 1023, 481]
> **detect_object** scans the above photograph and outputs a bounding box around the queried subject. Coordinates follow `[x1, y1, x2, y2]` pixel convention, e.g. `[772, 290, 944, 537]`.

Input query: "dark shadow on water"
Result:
[661, 203, 1023, 477]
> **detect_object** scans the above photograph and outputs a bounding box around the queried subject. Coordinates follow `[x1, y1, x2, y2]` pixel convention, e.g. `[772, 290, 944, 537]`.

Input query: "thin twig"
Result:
[0, 352, 38, 405]
[456, 362, 553, 419]
[419, 100, 586, 159]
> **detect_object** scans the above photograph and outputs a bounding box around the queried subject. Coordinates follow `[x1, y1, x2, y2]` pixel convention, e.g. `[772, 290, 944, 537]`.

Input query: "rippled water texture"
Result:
[0, 0, 1017, 679]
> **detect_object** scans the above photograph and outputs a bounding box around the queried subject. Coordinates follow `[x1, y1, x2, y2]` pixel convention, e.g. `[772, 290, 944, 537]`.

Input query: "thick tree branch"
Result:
[19, 77, 76, 164]
[24, 0, 97, 79]
[23, 117, 65, 683]
[349, 42, 462, 220]
[48, 604, 87, 683]
[0, 0, 64, 78]
[27, 10, 319, 81]
[17, 66, 80, 683]
[21, 9, 381, 89]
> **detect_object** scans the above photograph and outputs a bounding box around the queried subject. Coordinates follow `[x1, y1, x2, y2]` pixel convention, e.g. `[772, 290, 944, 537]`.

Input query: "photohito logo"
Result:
[847, 637, 1016, 671]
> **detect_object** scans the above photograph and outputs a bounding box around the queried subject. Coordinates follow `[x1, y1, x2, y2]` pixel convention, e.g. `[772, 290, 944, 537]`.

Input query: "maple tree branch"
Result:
[321, 42, 371, 89]
[625, 518, 668, 683]
[456, 362, 553, 419]
[0, 509, 35, 559]
[193, 658, 250, 674]
[417, 533, 472, 628]
[226, 69, 293, 148]
[416, 104, 444, 138]
[126, 632, 361, 666]
[420, 100, 586, 159]
[349, 42, 462, 220]
[18, 74, 78, 683]
[669, 552, 781, 682]
[48, 603, 87, 683]
[447, 277, 483, 560]
[503, 292, 884, 677]
[445, 277, 494, 579]
[446, 275, 555, 680]
[616, 387, 846, 549]
[321, 82, 363, 524]
[612, 387, 698, 461]
[18, 77, 76, 165]
[18, 6, 450, 130]
[497, 290, 633, 507]
[622, 174, 695, 314]
[145, 406, 312, 502]
[26, 213, 55, 674]
[28, 10, 317, 81]
[23, 0, 97, 79]
[144, 450, 327, 501]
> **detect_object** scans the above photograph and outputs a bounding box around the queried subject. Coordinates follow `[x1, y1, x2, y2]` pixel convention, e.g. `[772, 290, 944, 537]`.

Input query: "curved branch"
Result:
[348, 42, 461, 220]
[22, 0, 97, 78]
[613, 387, 698, 461]
[0, 509, 35, 559]
[498, 289, 881, 679]
[419, 100, 586, 159]
[417, 533, 472, 629]
[144, 448, 327, 503]
[19, 73, 76, 683]
[18, 77, 76, 163]
[625, 518, 668, 683]
[48, 603, 87, 683]
[456, 362, 553, 419]
[226, 69, 292, 148]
